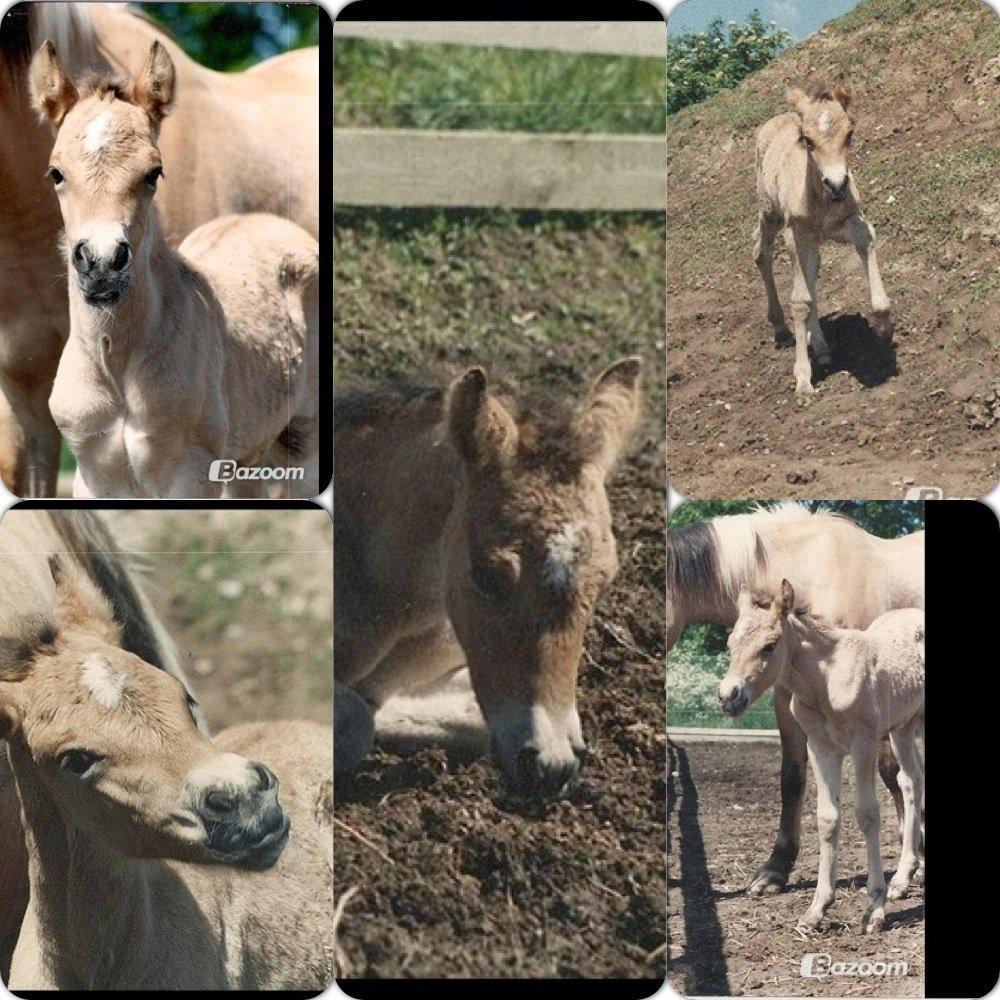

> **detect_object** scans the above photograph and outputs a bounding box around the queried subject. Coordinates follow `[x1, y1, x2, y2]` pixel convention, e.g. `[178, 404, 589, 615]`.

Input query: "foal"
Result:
[754, 81, 891, 396]
[722, 582, 924, 934]
[1, 557, 333, 989]
[335, 359, 643, 798]
[30, 41, 319, 497]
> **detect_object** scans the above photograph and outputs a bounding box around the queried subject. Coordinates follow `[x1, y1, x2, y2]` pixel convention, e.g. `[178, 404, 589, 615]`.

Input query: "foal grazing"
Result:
[754, 81, 891, 396]
[1, 557, 333, 989]
[30, 41, 319, 497]
[335, 359, 643, 798]
[723, 582, 924, 934]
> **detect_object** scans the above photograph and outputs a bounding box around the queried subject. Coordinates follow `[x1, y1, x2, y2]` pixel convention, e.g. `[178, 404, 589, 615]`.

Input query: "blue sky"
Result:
[666, 0, 863, 41]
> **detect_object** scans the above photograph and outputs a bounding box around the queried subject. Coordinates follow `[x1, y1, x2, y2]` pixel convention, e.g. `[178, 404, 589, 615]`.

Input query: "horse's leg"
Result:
[753, 211, 788, 344]
[887, 719, 923, 900]
[334, 680, 374, 777]
[354, 626, 465, 706]
[0, 372, 61, 497]
[798, 736, 843, 931]
[748, 685, 807, 895]
[803, 245, 831, 366]
[877, 735, 905, 841]
[839, 212, 892, 341]
[852, 734, 887, 934]
[784, 225, 817, 396]
[0, 777, 29, 981]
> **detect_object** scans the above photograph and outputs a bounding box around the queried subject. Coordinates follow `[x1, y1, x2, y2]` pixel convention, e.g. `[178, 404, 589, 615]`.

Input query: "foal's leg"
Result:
[877, 735, 906, 840]
[852, 734, 888, 934]
[798, 738, 843, 930]
[803, 246, 831, 366]
[334, 680, 375, 777]
[887, 719, 923, 900]
[753, 211, 788, 343]
[838, 212, 892, 341]
[749, 685, 807, 895]
[784, 225, 818, 396]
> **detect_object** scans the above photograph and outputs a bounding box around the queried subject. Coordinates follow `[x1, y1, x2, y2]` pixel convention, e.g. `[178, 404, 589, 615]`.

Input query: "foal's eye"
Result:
[801, 135, 815, 151]
[58, 749, 102, 776]
[471, 562, 508, 602]
[144, 166, 163, 189]
[762, 642, 777, 656]
[48, 166, 64, 186]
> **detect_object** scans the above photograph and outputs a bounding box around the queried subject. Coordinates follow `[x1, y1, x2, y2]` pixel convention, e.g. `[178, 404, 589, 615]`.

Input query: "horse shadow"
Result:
[776, 312, 898, 388]
[667, 741, 731, 996]
[814, 312, 898, 388]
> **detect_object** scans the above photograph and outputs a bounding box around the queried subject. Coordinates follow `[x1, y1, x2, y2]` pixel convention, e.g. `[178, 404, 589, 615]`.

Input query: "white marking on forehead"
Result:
[80, 654, 126, 709]
[818, 110, 833, 135]
[81, 111, 115, 155]
[543, 522, 584, 593]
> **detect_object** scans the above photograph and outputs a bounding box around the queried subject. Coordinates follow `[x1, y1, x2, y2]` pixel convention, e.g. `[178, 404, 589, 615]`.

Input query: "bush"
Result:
[667, 10, 791, 115]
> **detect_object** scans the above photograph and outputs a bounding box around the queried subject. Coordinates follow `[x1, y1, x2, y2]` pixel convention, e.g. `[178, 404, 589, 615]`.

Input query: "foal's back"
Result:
[862, 608, 925, 729]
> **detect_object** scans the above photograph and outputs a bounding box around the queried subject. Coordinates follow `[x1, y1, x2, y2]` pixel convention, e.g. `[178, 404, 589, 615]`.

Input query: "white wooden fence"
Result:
[333, 20, 666, 212]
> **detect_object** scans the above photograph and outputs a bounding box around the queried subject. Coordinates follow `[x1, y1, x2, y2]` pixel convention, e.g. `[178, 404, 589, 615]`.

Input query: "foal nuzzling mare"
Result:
[724, 583, 924, 934]
[30, 41, 319, 497]
[335, 359, 643, 799]
[1, 556, 333, 989]
[754, 80, 891, 396]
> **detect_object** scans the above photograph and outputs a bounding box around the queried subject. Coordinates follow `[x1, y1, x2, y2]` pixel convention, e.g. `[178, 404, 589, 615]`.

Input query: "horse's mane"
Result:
[336, 376, 596, 475]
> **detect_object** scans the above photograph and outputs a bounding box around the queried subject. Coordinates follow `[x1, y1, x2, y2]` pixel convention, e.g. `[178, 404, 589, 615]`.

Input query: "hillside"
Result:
[667, 0, 1000, 499]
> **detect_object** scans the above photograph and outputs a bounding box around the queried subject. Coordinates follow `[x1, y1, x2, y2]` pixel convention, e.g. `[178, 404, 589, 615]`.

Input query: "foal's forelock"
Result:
[542, 522, 583, 597]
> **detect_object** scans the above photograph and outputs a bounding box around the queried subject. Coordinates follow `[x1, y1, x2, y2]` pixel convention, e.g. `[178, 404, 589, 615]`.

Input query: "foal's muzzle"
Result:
[73, 238, 132, 304]
[822, 175, 851, 202]
[195, 761, 289, 869]
[717, 679, 750, 718]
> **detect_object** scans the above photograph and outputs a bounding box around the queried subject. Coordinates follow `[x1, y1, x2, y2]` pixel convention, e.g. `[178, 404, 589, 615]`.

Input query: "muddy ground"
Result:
[667, 0, 1000, 499]
[333, 211, 666, 979]
[667, 739, 924, 997]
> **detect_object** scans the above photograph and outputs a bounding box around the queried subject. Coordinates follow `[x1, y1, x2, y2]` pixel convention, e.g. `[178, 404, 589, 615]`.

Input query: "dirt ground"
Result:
[667, 739, 924, 997]
[333, 463, 666, 980]
[667, 0, 1000, 499]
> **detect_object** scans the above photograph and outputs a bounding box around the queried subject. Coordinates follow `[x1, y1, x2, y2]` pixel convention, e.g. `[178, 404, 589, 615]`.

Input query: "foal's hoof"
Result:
[861, 908, 885, 935]
[887, 881, 909, 901]
[872, 311, 893, 343]
[748, 868, 788, 897]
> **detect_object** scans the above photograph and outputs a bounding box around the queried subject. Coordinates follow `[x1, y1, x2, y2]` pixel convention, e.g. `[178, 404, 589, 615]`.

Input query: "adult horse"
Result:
[667, 503, 923, 894]
[0, 2, 319, 495]
[334, 359, 643, 798]
[0, 508, 203, 979]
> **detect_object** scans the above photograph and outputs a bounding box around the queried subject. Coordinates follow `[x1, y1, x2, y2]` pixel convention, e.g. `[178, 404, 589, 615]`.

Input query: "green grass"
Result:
[334, 38, 666, 134]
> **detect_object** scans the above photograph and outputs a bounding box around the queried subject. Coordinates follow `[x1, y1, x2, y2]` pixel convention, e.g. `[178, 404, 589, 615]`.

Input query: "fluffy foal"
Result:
[754, 81, 891, 396]
[30, 41, 319, 497]
[723, 582, 924, 934]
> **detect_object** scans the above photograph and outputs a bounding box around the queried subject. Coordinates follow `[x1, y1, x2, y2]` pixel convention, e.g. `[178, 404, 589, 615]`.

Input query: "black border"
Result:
[335, 2, 666, 22]
[317, 3, 333, 495]
[924, 500, 1000, 999]
[337, 978, 664, 997]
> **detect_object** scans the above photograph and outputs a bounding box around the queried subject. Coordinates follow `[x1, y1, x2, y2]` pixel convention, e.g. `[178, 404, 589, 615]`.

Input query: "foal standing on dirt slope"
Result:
[754, 80, 891, 396]
[30, 40, 319, 498]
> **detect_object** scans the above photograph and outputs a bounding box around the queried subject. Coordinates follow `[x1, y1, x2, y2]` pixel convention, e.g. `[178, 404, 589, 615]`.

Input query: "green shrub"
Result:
[667, 11, 791, 115]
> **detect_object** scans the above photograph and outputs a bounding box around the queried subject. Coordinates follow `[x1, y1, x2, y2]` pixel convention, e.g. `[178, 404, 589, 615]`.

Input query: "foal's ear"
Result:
[447, 368, 518, 469]
[779, 579, 795, 616]
[29, 40, 79, 128]
[832, 79, 852, 110]
[133, 41, 176, 125]
[785, 86, 809, 116]
[48, 556, 122, 644]
[580, 356, 643, 476]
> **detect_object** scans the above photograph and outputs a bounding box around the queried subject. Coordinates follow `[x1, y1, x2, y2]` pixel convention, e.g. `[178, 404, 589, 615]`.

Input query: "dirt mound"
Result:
[667, 0, 1000, 499]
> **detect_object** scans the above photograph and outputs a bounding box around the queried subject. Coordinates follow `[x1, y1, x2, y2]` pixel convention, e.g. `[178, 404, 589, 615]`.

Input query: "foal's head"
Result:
[29, 39, 175, 305]
[786, 81, 855, 202]
[443, 358, 642, 798]
[0, 557, 289, 870]
[718, 581, 797, 717]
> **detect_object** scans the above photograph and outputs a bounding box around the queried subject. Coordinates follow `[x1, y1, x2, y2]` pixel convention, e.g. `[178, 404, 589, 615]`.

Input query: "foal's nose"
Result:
[822, 175, 850, 200]
[72, 239, 131, 276]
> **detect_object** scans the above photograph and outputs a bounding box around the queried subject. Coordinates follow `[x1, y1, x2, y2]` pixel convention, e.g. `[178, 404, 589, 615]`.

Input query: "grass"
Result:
[334, 38, 666, 134]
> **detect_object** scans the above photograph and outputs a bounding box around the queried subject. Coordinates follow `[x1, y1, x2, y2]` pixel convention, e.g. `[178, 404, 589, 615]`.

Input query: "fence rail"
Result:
[334, 20, 665, 57]
[334, 128, 665, 211]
